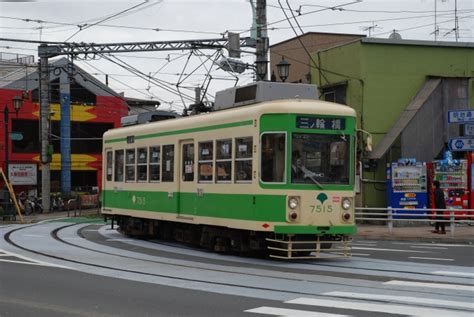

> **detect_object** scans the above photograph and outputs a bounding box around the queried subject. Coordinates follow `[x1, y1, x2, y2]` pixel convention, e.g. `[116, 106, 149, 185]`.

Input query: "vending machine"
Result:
[386, 158, 428, 217]
[431, 158, 469, 218]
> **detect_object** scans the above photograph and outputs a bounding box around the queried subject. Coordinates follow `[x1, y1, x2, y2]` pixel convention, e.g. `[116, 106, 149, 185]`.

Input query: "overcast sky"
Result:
[0, 0, 472, 112]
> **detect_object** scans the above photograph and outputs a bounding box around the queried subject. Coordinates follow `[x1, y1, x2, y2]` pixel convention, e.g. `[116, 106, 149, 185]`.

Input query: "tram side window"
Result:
[235, 137, 252, 182]
[114, 150, 124, 182]
[261, 133, 286, 183]
[182, 143, 194, 182]
[106, 151, 113, 181]
[216, 139, 232, 182]
[137, 147, 147, 182]
[149, 146, 161, 182]
[162, 144, 174, 182]
[198, 141, 213, 182]
[126, 149, 136, 182]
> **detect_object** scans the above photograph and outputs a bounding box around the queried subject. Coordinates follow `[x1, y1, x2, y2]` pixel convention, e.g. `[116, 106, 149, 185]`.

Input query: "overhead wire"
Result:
[63, 0, 158, 42]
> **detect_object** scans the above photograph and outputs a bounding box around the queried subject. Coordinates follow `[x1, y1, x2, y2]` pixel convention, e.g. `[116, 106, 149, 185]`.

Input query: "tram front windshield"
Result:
[291, 133, 349, 185]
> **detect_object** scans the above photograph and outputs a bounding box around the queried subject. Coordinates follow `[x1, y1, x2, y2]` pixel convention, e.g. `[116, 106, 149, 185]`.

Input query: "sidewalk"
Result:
[357, 224, 474, 244]
[2, 208, 101, 224]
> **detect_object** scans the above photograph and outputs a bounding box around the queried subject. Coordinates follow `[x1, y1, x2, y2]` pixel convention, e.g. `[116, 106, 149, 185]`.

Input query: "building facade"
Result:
[0, 55, 128, 194]
[311, 38, 474, 207]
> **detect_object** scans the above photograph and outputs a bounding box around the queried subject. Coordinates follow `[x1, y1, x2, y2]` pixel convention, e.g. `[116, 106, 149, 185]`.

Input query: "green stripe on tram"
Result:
[102, 190, 287, 222]
[105, 120, 254, 144]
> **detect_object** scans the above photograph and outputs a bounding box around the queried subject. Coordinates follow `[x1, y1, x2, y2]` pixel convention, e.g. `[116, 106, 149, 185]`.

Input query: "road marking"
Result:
[409, 246, 448, 250]
[393, 242, 474, 248]
[432, 271, 474, 278]
[350, 253, 371, 257]
[22, 234, 45, 238]
[0, 249, 70, 269]
[352, 242, 377, 246]
[352, 246, 428, 253]
[106, 238, 135, 242]
[245, 306, 350, 317]
[384, 280, 474, 292]
[287, 297, 473, 317]
[323, 291, 474, 310]
[409, 256, 454, 261]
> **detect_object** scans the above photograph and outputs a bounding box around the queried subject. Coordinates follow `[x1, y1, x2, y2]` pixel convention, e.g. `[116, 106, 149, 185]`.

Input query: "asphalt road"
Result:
[0, 221, 472, 317]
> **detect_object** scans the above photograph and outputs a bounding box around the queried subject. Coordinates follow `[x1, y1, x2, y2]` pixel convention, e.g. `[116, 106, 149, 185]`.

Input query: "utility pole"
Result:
[60, 60, 72, 196]
[255, 0, 268, 80]
[39, 51, 51, 213]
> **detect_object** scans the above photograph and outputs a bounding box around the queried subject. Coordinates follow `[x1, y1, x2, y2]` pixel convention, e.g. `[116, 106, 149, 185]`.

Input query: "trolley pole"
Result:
[39, 53, 51, 213]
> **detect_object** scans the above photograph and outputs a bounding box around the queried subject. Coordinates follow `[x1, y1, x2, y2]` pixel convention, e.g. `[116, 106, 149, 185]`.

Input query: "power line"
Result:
[64, 0, 156, 42]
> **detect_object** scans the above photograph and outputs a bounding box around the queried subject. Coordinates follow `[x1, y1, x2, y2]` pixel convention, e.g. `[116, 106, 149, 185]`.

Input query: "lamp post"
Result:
[276, 56, 291, 82]
[3, 96, 23, 220]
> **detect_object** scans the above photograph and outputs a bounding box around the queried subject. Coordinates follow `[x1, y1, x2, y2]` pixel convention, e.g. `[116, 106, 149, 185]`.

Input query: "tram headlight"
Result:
[288, 197, 299, 209]
[341, 198, 351, 210]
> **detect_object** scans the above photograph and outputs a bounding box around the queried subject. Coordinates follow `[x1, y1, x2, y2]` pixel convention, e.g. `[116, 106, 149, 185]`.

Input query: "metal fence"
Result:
[355, 207, 474, 237]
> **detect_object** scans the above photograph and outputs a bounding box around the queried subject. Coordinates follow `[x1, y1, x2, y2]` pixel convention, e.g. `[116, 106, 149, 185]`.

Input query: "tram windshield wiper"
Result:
[300, 166, 324, 189]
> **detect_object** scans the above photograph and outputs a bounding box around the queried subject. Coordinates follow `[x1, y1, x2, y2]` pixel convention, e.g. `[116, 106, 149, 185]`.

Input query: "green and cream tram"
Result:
[102, 82, 356, 259]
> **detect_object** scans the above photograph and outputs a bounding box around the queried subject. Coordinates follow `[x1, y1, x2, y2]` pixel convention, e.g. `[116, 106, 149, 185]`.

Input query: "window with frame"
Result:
[149, 146, 160, 182]
[182, 143, 194, 182]
[198, 141, 213, 182]
[137, 147, 147, 182]
[162, 144, 174, 182]
[261, 133, 286, 183]
[216, 139, 232, 182]
[114, 150, 124, 182]
[235, 137, 252, 182]
[126, 149, 136, 182]
[106, 151, 113, 181]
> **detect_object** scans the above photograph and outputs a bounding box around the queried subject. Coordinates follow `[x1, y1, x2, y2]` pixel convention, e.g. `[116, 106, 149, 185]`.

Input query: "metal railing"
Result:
[355, 207, 474, 237]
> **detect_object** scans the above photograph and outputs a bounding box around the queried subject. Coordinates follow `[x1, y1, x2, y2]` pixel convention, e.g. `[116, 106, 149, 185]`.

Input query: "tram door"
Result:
[178, 140, 196, 216]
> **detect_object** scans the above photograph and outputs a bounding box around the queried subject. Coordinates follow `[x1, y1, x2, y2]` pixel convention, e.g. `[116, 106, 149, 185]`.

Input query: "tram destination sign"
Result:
[296, 116, 346, 130]
[448, 137, 474, 152]
[447, 110, 474, 123]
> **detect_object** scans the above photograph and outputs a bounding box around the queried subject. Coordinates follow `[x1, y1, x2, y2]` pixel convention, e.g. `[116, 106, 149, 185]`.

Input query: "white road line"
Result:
[393, 242, 474, 248]
[352, 246, 429, 253]
[245, 307, 350, 317]
[409, 256, 454, 261]
[287, 297, 473, 317]
[0, 249, 70, 269]
[22, 234, 45, 238]
[350, 253, 371, 257]
[432, 271, 474, 278]
[0, 259, 69, 269]
[323, 291, 474, 310]
[384, 280, 474, 292]
[409, 246, 448, 250]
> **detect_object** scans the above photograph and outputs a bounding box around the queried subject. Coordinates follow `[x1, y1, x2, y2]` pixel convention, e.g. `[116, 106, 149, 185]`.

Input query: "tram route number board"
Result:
[296, 116, 346, 130]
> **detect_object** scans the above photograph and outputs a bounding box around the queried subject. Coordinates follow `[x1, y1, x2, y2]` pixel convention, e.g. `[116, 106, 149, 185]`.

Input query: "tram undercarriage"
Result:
[107, 215, 352, 259]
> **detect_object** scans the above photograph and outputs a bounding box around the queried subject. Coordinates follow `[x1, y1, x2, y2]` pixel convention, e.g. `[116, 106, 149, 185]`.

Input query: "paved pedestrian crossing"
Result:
[245, 279, 474, 317]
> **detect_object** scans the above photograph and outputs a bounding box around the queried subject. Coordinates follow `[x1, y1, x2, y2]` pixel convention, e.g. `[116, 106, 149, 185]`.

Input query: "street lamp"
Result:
[276, 56, 291, 82]
[3, 96, 23, 220]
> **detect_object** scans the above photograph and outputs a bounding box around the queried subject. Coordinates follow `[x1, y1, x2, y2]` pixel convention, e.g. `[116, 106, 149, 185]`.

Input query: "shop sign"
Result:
[447, 110, 474, 123]
[464, 124, 474, 136]
[448, 137, 474, 152]
[8, 164, 37, 185]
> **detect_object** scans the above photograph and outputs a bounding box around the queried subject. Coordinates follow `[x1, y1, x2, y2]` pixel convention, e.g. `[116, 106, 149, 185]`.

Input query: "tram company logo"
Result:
[316, 193, 328, 204]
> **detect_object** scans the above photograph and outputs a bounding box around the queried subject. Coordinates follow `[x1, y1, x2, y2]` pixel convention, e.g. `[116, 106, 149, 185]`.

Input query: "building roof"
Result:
[270, 31, 365, 48]
[361, 37, 474, 48]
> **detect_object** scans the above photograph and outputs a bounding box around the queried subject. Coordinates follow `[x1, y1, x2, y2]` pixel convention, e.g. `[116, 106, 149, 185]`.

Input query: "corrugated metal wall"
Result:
[401, 78, 470, 161]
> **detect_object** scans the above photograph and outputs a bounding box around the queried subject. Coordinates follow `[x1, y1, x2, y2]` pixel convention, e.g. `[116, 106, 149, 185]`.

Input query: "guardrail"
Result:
[355, 207, 474, 237]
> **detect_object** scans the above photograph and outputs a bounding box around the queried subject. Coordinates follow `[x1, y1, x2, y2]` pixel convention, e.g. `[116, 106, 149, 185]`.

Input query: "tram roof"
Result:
[104, 98, 356, 140]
